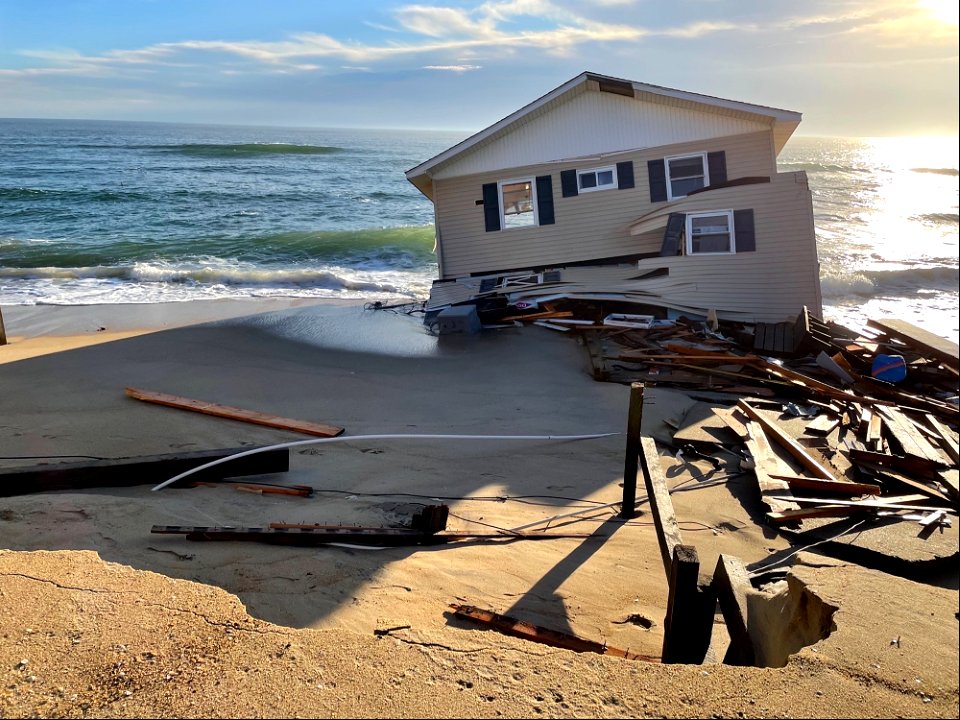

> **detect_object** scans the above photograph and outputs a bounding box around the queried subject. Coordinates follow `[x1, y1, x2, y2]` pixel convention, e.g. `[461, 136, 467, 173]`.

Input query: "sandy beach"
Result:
[0, 300, 957, 718]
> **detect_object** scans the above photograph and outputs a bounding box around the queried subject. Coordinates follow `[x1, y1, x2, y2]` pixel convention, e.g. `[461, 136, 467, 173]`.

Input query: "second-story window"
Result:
[666, 153, 708, 199]
[577, 165, 617, 193]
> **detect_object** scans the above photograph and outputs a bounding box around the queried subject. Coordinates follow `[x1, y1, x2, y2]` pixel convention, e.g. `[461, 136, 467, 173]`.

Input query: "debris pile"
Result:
[552, 305, 959, 541]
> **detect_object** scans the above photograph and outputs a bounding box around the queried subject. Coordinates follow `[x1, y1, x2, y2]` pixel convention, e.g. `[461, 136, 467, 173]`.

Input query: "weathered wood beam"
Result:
[769, 473, 881, 496]
[0, 447, 289, 497]
[125, 387, 344, 437]
[738, 400, 837, 482]
[638, 436, 683, 579]
[866, 318, 959, 371]
[449, 604, 659, 661]
[661, 544, 715, 664]
[925, 414, 960, 465]
[711, 555, 756, 666]
[876, 405, 949, 464]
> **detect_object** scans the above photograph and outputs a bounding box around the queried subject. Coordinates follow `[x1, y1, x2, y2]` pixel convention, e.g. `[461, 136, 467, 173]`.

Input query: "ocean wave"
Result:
[778, 162, 872, 174]
[0, 226, 437, 267]
[148, 143, 343, 158]
[821, 264, 959, 300]
[911, 167, 959, 176]
[0, 263, 409, 294]
[913, 212, 960, 225]
[0, 186, 153, 203]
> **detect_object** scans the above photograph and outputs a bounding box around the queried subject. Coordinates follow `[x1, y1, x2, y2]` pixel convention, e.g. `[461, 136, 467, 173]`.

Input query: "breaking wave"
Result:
[911, 167, 959, 176]
[149, 143, 343, 158]
[821, 265, 959, 300]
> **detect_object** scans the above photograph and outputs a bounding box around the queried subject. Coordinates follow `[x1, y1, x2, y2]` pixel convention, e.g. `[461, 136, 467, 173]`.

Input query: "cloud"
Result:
[423, 64, 483, 71]
[2, 0, 955, 83]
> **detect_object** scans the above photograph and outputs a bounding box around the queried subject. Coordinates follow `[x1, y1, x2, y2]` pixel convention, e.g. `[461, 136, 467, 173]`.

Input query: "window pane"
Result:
[501, 181, 535, 228]
[597, 170, 614, 186]
[689, 214, 731, 253]
[669, 156, 704, 179]
[671, 177, 705, 196]
[579, 172, 597, 189]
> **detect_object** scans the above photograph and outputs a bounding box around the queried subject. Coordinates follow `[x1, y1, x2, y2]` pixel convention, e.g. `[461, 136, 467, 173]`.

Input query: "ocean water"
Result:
[1, 120, 957, 341]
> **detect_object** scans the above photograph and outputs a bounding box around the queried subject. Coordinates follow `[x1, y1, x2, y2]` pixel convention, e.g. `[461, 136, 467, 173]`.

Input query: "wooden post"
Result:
[639, 436, 683, 579]
[661, 544, 715, 664]
[620, 382, 644, 519]
[0, 305, 6, 346]
[712, 554, 756, 666]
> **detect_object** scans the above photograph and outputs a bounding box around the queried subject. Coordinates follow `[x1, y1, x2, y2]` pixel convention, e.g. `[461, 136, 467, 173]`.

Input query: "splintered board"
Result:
[125, 387, 344, 437]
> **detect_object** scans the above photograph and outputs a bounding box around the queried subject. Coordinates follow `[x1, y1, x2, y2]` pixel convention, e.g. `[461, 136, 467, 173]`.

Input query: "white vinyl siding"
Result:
[430, 83, 773, 180]
[433, 130, 775, 278]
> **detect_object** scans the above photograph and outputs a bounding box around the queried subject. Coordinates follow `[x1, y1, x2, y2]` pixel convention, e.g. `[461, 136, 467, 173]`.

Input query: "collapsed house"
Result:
[405, 71, 822, 330]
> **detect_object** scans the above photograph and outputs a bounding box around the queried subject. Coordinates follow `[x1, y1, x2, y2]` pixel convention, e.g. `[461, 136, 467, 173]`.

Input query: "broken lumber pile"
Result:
[594, 311, 958, 572]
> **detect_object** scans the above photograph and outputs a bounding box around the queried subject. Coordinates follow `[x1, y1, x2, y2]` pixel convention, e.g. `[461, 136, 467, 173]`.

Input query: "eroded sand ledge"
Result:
[1, 549, 956, 718]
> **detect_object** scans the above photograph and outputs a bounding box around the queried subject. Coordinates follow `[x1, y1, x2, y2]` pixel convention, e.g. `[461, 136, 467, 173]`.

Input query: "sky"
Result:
[0, 0, 957, 137]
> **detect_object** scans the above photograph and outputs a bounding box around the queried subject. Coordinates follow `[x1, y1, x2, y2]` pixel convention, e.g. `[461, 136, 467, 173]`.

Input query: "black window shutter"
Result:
[616, 161, 634, 189]
[535, 175, 555, 225]
[734, 209, 756, 252]
[659, 212, 686, 256]
[707, 151, 727, 185]
[648, 159, 667, 202]
[482, 182, 500, 232]
[560, 169, 578, 198]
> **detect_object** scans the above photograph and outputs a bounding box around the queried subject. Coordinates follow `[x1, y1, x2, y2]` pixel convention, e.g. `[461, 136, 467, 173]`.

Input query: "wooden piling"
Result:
[620, 382, 644, 519]
[661, 544, 715, 664]
[0, 306, 6, 346]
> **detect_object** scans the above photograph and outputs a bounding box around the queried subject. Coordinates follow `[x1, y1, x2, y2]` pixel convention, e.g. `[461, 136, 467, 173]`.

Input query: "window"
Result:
[685, 210, 735, 254]
[666, 153, 708, 200]
[499, 179, 537, 229]
[577, 165, 617, 193]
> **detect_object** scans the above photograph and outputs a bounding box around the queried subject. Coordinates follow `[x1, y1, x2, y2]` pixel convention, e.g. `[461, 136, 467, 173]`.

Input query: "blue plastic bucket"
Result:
[871, 354, 907, 383]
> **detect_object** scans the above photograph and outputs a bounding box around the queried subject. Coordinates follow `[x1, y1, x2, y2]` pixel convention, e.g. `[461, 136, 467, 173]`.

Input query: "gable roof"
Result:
[406, 71, 802, 199]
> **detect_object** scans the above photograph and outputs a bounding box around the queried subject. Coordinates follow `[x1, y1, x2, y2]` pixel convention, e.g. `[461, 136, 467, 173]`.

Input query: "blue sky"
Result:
[1, 0, 957, 136]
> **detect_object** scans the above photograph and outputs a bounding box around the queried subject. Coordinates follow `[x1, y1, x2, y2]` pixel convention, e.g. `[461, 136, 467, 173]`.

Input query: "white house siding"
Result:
[431, 86, 772, 181]
[630, 172, 822, 321]
[434, 130, 777, 279]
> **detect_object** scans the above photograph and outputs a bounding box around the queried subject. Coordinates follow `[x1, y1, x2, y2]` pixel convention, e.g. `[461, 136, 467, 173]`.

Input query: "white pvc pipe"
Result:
[151, 432, 619, 492]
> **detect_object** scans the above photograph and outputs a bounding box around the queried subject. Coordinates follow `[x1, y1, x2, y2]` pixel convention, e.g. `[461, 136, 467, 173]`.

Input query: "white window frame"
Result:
[665, 152, 709, 201]
[498, 177, 538, 230]
[577, 165, 618, 193]
[685, 210, 736, 255]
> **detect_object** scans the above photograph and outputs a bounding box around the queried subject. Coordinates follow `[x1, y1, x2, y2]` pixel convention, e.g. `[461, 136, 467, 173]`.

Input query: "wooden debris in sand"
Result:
[125, 387, 344, 437]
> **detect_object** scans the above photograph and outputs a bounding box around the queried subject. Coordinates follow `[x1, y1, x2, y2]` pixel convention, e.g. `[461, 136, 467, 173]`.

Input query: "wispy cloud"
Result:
[2, 0, 955, 80]
[423, 64, 483, 72]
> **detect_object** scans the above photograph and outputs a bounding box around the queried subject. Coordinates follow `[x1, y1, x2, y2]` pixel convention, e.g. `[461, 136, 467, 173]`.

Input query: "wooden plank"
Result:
[805, 414, 839, 436]
[848, 447, 948, 474]
[738, 400, 837, 482]
[713, 406, 750, 441]
[767, 506, 870, 524]
[855, 462, 955, 504]
[449, 604, 658, 662]
[866, 318, 959, 371]
[0, 447, 289, 497]
[925, 414, 960, 465]
[712, 555, 755, 666]
[768, 495, 948, 512]
[742, 420, 800, 514]
[125, 387, 344, 438]
[638, 436, 684, 579]
[769, 473, 881, 496]
[876, 405, 948, 463]
[662, 545, 715, 665]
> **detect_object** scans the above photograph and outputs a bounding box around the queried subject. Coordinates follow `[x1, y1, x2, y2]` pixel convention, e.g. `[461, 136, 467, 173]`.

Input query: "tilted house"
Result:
[406, 71, 822, 324]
